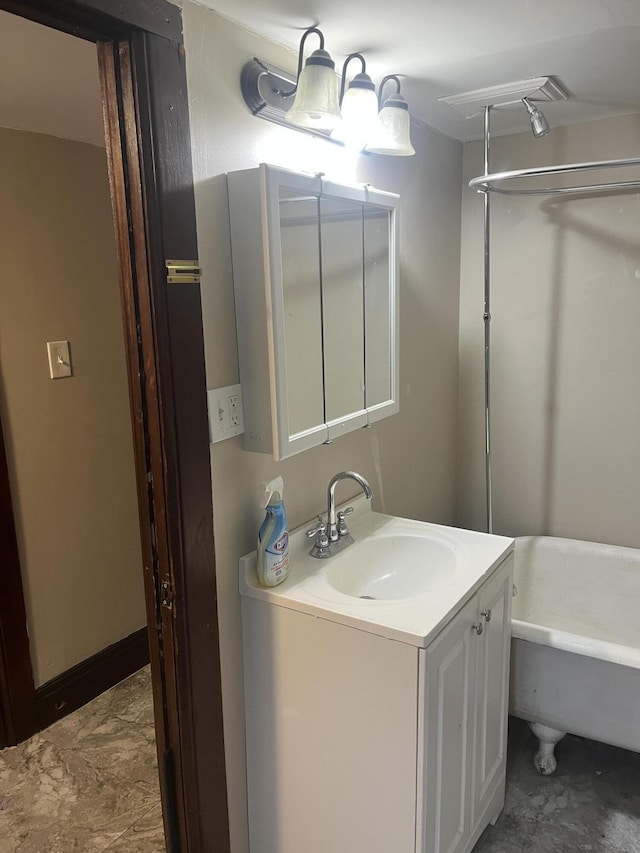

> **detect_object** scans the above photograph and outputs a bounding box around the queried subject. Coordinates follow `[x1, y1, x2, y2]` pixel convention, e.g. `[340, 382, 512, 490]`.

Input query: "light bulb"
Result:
[332, 74, 379, 149]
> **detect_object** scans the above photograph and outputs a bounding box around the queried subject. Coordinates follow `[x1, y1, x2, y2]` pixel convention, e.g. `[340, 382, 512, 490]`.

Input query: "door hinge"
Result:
[166, 259, 201, 284]
[161, 580, 174, 609]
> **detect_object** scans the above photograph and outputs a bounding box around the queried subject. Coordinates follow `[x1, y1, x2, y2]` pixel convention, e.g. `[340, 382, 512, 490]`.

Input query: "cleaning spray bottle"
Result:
[256, 477, 289, 587]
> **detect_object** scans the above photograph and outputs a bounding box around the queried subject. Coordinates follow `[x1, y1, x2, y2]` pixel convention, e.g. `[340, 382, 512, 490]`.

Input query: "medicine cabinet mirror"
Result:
[228, 164, 398, 460]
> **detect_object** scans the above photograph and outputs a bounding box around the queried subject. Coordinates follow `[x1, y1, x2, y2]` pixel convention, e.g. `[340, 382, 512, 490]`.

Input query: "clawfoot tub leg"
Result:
[529, 723, 567, 775]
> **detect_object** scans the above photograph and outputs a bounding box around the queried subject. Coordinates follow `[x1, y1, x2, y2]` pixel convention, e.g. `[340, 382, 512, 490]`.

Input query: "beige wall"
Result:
[182, 5, 463, 850]
[0, 127, 146, 686]
[458, 114, 640, 547]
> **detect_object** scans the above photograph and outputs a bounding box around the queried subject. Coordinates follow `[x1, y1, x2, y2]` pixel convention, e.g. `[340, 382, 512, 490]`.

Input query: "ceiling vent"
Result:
[439, 76, 570, 118]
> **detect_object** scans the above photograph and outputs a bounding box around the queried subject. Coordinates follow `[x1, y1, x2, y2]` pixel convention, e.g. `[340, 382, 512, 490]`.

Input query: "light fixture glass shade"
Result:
[285, 49, 341, 130]
[365, 94, 415, 156]
[332, 73, 379, 149]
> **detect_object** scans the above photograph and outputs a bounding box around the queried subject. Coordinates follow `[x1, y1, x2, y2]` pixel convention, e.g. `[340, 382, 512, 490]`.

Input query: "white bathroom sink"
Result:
[325, 533, 458, 600]
[239, 499, 514, 647]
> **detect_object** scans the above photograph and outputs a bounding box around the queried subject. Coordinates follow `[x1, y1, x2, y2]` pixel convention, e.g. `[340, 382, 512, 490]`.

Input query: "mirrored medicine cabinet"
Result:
[228, 164, 399, 460]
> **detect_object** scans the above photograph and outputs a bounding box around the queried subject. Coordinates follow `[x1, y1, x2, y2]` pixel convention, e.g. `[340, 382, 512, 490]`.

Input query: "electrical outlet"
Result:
[229, 394, 240, 426]
[208, 384, 244, 442]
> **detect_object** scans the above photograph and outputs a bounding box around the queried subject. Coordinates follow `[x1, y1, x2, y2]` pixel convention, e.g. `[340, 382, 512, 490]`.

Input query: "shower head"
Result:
[522, 97, 550, 138]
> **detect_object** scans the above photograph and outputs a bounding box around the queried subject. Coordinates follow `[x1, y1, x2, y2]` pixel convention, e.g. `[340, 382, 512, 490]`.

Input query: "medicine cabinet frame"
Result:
[228, 163, 399, 460]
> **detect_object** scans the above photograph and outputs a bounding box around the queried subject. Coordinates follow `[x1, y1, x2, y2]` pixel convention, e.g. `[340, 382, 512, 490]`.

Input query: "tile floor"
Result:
[474, 718, 640, 853]
[0, 666, 165, 852]
[3, 676, 639, 853]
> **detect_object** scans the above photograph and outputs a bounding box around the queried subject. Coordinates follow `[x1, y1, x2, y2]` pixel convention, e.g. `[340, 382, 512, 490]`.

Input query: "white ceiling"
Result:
[2, 2, 639, 144]
[196, 0, 640, 140]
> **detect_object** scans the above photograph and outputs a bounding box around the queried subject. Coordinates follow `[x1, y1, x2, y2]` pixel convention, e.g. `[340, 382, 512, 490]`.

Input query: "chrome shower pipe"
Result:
[483, 105, 493, 534]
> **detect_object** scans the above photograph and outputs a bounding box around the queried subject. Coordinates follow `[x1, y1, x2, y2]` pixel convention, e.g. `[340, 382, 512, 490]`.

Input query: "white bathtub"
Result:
[509, 535, 640, 773]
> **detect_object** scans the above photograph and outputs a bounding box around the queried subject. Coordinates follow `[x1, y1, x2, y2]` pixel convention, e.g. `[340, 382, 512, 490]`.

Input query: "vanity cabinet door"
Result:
[418, 596, 477, 853]
[472, 555, 513, 831]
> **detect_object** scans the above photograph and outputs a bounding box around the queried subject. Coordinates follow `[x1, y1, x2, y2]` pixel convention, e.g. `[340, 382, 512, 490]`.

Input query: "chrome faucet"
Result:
[327, 471, 373, 541]
[307, 471, 373, 559]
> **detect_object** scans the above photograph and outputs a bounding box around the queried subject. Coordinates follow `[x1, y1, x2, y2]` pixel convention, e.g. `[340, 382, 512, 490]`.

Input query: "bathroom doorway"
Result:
[0, 1, 229, 850]
[0, 10, 149, 731]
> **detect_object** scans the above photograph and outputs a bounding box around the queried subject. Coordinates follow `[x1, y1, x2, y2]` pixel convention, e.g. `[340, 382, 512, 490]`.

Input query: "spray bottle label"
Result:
[266, 531, 289, 578]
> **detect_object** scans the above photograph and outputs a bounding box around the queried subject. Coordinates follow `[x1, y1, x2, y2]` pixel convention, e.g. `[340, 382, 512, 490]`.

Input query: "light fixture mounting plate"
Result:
[439, 76, 570, 118]
[240, 57, 333, 141]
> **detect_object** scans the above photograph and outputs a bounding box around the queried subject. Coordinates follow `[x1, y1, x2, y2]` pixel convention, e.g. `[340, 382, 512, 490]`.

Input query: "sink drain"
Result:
[359, 595, 376, 600]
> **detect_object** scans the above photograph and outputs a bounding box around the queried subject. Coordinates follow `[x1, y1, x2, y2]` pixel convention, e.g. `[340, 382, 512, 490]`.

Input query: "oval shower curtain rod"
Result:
[470, 155, 640, 196]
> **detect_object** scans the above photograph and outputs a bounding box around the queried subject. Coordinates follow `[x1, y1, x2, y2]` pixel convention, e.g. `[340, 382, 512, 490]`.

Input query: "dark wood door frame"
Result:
[0, 2, 229, 851]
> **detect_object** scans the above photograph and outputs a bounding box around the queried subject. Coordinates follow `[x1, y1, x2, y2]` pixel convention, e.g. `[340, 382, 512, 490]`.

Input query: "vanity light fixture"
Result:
[284, 27, 341, 130]
[366, 75, 415, 157]
[239, 29, 415, 156]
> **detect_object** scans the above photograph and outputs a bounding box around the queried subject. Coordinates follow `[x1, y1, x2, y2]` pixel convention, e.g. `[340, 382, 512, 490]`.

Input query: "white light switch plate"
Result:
[47, 341, 72, 379]
[208, 383, 244, 443]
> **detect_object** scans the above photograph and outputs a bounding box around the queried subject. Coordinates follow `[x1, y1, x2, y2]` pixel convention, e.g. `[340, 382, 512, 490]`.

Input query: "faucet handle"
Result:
[307, 515, 330, 556]
[306, 515, 326, 539]
[336, 506, 354, 537]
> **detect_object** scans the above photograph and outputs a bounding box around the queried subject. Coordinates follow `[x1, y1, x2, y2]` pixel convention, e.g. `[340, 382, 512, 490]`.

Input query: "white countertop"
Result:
[239, 499, 514, 648]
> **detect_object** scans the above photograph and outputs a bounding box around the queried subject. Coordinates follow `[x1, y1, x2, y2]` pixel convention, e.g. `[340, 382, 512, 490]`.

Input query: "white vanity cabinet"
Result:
[227, 164, 399, 460]
[418, 556, 513, 853]
[241, 551, 513, 853]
